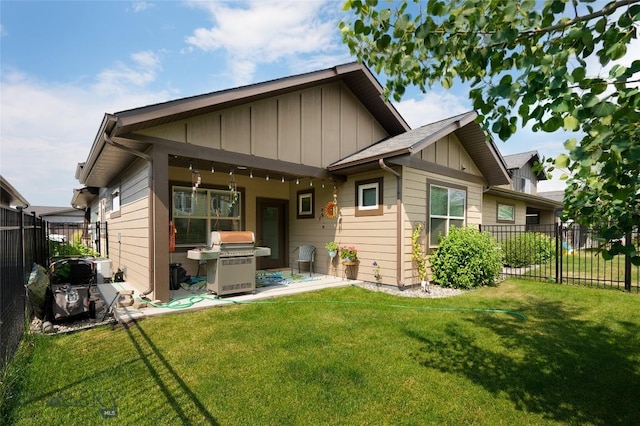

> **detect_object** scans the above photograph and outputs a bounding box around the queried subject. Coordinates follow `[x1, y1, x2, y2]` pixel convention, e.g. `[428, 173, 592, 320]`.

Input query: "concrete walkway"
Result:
[97, 272, 360, 323]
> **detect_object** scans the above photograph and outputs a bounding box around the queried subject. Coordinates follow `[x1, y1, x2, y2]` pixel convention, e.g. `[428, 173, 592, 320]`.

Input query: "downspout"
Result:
[104, 134, 155, 296]
[379, 159, 403, 287]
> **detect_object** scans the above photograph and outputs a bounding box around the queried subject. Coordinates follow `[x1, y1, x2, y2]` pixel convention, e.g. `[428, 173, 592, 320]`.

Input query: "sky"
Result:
[0, 0, 600, 207]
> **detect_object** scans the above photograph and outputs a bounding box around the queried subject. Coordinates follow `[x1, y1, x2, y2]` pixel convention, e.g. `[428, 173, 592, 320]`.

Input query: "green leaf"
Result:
[541, 116, 563, 132]
[571, 67, 586, 82]
[601, 250, 614, 261]
[555, 154, 570, 168]
[563, 116, 580, 131]
[592, 101, 616, 117]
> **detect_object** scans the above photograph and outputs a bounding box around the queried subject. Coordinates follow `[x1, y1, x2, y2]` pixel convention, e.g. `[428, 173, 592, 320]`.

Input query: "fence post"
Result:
[95, 221, 101, 255]
[105, 221, 109, 258]
[18, 207, 25, 284]
[624, 231, 632, 292]
[555, 222, 561, 284]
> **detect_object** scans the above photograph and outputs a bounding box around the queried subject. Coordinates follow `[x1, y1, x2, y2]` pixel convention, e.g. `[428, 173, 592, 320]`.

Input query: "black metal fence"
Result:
[480, 223, 640, 292]
[0, 207, 48, 371]
[48, 221, 108, 259]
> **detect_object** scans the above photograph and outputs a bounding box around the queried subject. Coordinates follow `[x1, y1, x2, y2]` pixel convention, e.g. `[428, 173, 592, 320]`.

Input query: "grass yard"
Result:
[3, 279, 640, 425]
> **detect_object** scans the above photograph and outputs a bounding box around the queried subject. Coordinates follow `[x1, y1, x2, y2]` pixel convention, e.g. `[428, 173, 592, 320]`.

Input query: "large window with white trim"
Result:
[172, 186, 242, 246]
[428, 183, 466, 247]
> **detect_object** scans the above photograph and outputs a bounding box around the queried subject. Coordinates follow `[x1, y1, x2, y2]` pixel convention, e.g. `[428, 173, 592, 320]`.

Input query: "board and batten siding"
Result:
[418, 133, 483, 177]
[102, 158, 151, 295]
[135, 82, 388, 169]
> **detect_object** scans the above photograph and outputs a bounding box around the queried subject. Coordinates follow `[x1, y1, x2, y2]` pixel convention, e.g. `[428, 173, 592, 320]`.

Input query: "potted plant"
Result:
[412, 224, 429, 291]
[339, 245, 358, 262]
[325, 241, 339, 258]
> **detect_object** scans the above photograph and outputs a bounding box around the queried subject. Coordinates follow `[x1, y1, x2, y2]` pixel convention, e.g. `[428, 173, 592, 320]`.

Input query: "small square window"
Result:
[297, 189, 314, 219]
[355, 177, 384, 217]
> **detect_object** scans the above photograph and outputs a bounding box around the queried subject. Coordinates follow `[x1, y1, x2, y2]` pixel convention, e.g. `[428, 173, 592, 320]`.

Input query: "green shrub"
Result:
[430, 226, 503, 289]
[502, 232, 555, 267]
[49, 231, 99, 258]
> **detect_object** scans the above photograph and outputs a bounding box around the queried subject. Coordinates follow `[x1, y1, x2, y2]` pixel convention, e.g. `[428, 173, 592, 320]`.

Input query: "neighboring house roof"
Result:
[77, 62, 410, 188]
[485, 187, 563, 210]
[0, 175, 29, 208]
[71, 187, 99, 210]
[328, 111, 511, 186]
[30, 205, 85, 220]
[503, 150, 547, 180]
[538, 190, 565, 203]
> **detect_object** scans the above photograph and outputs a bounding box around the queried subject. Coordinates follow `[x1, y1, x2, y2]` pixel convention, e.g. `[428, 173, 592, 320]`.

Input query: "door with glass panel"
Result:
[256, 198, 288, 270]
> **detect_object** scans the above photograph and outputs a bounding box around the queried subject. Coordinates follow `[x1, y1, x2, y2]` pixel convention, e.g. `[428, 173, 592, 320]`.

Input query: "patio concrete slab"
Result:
[97, 272, 361, 322]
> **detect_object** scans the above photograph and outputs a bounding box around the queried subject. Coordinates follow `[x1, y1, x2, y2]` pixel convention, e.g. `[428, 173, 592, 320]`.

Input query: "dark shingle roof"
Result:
[503, 151, 539, 169]
[328, 111, 512, 186]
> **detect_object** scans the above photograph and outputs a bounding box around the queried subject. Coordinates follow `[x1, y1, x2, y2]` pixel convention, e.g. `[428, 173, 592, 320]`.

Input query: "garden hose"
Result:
[136, 295, 526, 320]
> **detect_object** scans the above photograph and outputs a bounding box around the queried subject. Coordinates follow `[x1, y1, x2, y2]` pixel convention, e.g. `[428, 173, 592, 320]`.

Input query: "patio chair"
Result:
[292, 245, 316, 277]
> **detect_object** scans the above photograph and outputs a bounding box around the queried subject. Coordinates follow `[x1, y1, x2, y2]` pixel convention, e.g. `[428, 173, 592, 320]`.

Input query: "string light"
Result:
[296, 178, 299, 185]
[310, 180, 313, 187]
[210, 164, 215, 173]
[250, 170, 253, 179]
[281, 176, 285, 183]
[266, 174, 270, 181]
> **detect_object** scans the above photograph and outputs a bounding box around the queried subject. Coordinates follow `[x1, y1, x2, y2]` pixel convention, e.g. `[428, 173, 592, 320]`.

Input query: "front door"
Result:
[256, 198, 288, 270]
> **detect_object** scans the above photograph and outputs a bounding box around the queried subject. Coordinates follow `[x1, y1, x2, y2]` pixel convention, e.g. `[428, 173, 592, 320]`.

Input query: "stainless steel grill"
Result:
[206, 231, 256, 296]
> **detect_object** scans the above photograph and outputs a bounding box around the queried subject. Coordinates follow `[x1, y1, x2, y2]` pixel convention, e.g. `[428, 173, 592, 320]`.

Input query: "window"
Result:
[172, 186, 242, 246]
[428, 182, 466, 247]
[497, 202, 515, 223]
[355, 177, 383, 216]
[297, 189, 314, 219]
[110, 188, 121, 218]
[514, 177, 532, 194]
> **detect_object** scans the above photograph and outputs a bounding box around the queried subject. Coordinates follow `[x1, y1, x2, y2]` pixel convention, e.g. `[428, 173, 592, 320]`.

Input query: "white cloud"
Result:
[393, 91, 471, 129]
[132, 1, 153, 13]
[93, 50, 162, 95]
[0, 63, 170, 206]
[185, 0, 341, 85]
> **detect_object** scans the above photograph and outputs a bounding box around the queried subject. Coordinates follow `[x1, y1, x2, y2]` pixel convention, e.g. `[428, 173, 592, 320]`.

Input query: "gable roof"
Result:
[328, 111, 511, 186]
[503, 150, 547, 180]
[0, 175, 29, 208]
[77, 63, 410, 188]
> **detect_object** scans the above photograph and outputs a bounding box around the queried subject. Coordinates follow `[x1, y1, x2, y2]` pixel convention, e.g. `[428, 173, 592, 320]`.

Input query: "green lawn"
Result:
[3, 280, 640, 425]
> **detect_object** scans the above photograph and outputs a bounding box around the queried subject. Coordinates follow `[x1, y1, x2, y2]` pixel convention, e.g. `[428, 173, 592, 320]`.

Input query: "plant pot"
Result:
[328, 250, 337, 258]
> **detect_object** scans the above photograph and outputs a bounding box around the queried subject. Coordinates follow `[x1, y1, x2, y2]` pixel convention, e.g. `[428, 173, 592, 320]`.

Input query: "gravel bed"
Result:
[354, 281, 465, 298]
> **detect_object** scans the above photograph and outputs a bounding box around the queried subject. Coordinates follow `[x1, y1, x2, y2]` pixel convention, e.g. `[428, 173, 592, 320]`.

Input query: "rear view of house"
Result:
[72, 62, 559, 301]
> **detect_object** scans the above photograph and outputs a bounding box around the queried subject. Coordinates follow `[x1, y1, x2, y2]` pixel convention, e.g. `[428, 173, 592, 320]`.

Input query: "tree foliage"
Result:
[340, 0, 640, 264]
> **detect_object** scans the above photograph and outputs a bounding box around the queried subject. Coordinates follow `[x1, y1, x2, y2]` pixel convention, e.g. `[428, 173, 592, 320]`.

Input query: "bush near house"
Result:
[49, 231, 98, 258]
[502, 232, 555, 268]
[431, 226, 503, 289]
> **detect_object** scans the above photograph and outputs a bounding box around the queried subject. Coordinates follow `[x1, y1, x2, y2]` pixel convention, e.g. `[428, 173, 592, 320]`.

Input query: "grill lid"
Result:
[210, 231, 255, 247]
